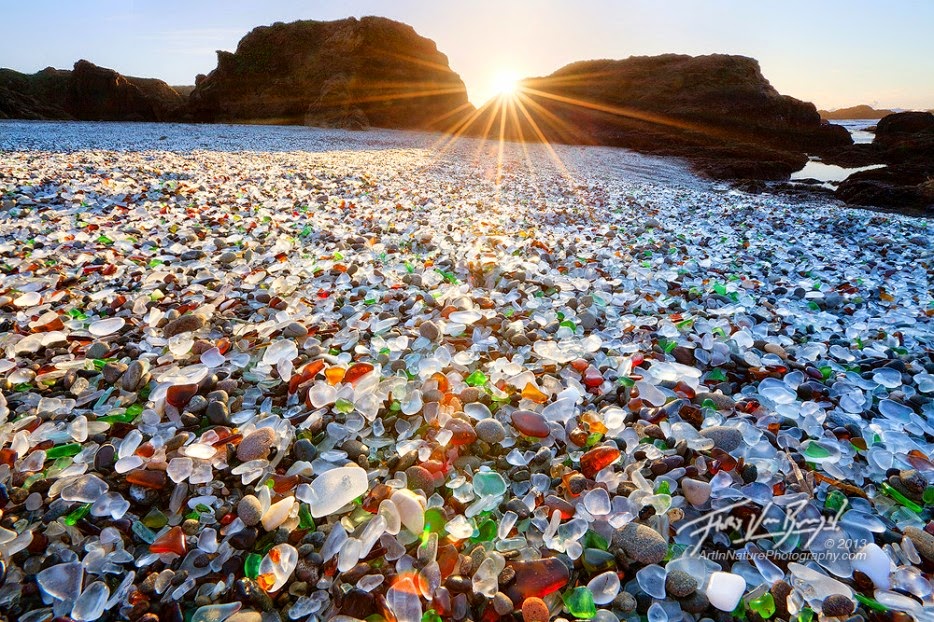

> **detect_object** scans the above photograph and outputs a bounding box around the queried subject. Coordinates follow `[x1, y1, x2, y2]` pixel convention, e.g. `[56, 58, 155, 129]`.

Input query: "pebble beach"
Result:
[0, 120, 933, 622]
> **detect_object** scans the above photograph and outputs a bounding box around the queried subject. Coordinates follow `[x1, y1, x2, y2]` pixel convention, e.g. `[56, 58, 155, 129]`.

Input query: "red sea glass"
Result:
[582, 366, 604, 388]
[503, 558, 570, 604]
[126, 469, 167, 489]
[580, 446, 620, 478]
[149, 526, 186, 555]
[444, 419, 477, 446]
[290, 359, 324, 393]
[542, 495, 576, 520]
[166, 384, 198, 408]
[511, 410, 550, 438]
[344, 362, 374, 385]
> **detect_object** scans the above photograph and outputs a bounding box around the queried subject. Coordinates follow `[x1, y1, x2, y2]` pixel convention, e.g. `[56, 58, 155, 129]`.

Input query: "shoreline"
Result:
[6, 118, 924, 217]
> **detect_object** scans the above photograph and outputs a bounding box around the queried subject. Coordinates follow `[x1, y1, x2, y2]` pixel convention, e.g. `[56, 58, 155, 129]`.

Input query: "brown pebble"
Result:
[822, 594, 855, 617]
[237, 427, 276, 462]
[521, 596, 549, 622]
[163, 313, 206, 337]
[905, 527, 934, 562]
[771, 580, 792, 619]
[498, 565, 516, 585]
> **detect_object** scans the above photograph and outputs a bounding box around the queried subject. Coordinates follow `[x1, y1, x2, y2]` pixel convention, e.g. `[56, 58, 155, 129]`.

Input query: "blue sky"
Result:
[2, 0, 932, 108]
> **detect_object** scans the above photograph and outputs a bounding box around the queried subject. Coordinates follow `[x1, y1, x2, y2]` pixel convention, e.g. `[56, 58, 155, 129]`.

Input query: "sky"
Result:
[2, 0, 933, 110]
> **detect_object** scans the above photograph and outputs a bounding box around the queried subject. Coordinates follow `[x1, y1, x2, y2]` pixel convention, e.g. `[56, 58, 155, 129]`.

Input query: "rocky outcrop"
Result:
[875, 111, 934, 143]
[835, 167, 932, 212]
[457, 54, 851, 180]
[819, 104, 894, 120]
[67, 60, 185, 121]
[0, 67, 72, 119]
[833, 111, 934, 213]
[0, 60, 184, 121]
[188, 16, 472, 129]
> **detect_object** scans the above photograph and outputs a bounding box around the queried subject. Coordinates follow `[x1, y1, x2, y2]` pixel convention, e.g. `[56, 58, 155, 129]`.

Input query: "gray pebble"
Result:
[237, 495, 264, 527]
[206, 400, 229, 424]
[86, 341, 109, 359]
[579, 311, 598, 330]
[121, 360, 145, 391]
[102, 361, 127, 384]
[283, 322, 308, 338]
[293, 438, 317, 462]
[665, 569, 697, 597]
[475, 418, 506, 444]
[699, 425, 743, 452]
[616, 522, 668, 564]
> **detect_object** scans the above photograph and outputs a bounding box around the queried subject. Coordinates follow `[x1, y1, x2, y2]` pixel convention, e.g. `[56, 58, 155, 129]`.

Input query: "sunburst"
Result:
[489, 69, 521, 98]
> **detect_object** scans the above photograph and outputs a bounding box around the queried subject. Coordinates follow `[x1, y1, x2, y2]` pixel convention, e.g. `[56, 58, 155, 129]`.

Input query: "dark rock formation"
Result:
[187, 16, 472, 129]
[835, 167, 932, 212]
[0, 67, 72, 119]
[457, 54, 851, 180]
[833, 111, 934, 213]
[67, 60, 184, 121]
[0, 60, 184, 121]
[819, 104, 894, 120]
[875, 111, 934, 143]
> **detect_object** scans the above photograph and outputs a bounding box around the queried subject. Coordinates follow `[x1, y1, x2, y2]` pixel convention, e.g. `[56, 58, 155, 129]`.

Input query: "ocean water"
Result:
[789, 119, 883, 187]
[829, 119, 879, 144]
[790, 159, 886, 188]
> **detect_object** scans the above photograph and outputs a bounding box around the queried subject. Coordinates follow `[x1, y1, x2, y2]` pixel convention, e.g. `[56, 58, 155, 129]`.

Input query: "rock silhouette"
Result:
[819, 104, 895, 120]
[0, 60, 184, 121]
[187, 16, 472, 129]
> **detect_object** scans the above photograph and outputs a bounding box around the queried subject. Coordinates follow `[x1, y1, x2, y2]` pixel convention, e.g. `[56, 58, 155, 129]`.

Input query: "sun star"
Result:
[490, 69, 520, 97]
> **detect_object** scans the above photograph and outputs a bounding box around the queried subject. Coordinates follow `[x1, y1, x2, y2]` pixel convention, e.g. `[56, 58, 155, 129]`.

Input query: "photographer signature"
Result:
[676, 497, 847, 555]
